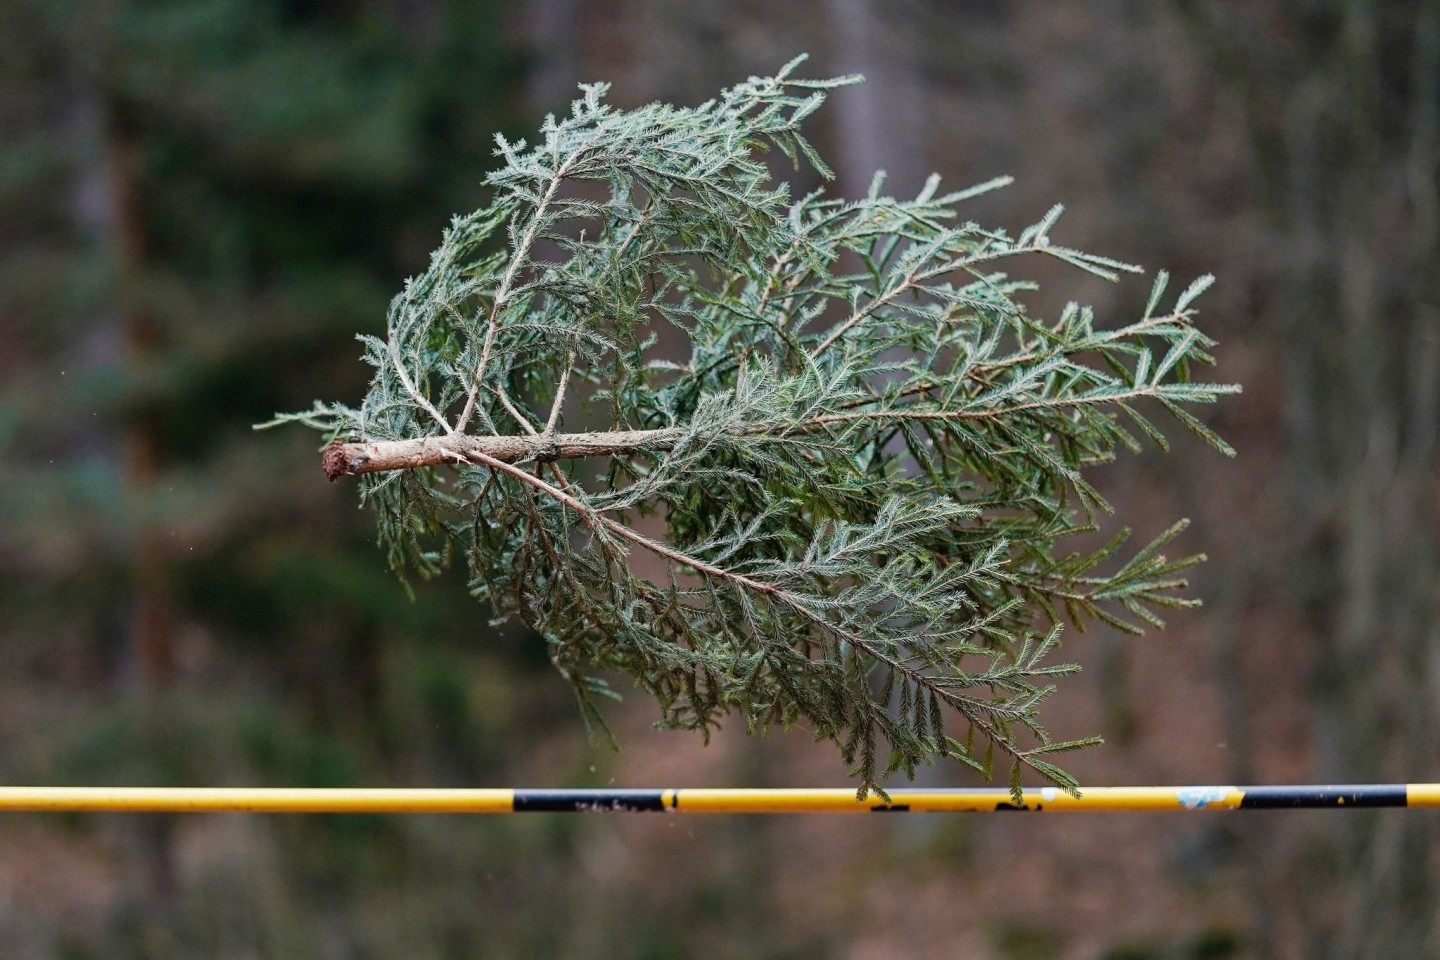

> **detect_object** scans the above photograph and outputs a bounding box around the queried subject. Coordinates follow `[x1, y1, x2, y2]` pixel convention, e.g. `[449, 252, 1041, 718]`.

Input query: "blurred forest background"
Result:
[1, 1, 1437, 958]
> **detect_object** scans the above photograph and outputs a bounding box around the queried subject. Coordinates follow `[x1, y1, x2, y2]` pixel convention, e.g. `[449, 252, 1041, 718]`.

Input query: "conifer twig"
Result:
[275, 57, 1238, 797]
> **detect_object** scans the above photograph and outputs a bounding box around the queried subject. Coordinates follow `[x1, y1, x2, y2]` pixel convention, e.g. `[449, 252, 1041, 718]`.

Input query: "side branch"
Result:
[322, 428, 683, 481]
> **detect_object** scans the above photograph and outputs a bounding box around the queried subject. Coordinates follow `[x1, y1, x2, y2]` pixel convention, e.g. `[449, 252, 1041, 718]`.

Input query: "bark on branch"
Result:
[322, 428, 683, 481]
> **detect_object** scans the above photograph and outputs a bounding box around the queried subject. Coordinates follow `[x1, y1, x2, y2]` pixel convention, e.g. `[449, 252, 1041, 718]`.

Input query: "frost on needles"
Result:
[272, 56, 1240, 799]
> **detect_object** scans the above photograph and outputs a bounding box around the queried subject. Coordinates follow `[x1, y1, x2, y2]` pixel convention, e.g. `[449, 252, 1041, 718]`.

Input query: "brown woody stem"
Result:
[322, 428, 683, 481]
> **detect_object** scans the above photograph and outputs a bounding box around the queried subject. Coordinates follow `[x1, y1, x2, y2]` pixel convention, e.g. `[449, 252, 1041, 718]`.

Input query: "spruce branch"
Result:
[270, 56, 1240, 798]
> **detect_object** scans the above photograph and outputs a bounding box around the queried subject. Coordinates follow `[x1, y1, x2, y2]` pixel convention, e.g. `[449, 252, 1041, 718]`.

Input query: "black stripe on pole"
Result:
[513, 790, 668, 812]
[1237, 785, 1408, 809]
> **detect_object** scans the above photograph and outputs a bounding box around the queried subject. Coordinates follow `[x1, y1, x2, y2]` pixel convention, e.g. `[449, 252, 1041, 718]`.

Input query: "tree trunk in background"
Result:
[104, 91, 178, 911]
[823, 0, 929, 200]
[108, 105, 175, 690]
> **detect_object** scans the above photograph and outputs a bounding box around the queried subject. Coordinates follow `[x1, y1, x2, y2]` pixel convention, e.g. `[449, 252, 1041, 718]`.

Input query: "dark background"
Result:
[1, 2, 1436, 957]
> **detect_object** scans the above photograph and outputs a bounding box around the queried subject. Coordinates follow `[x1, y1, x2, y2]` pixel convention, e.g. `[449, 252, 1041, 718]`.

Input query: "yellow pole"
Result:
[0, 785, 1434, 813]
[1404, 784, 1440, 807]
[0, 787, 515, 814]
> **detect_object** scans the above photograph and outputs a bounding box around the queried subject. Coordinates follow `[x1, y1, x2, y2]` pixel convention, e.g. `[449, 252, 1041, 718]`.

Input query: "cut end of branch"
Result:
[323, 442, 358, 482]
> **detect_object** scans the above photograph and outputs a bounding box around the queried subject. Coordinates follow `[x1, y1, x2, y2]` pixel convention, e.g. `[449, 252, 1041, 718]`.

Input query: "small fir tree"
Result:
[274, 57, 1239, 797]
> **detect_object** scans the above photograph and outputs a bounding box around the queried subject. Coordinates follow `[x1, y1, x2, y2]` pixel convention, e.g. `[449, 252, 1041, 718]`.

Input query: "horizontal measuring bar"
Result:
[0, 785, 1437, 813]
